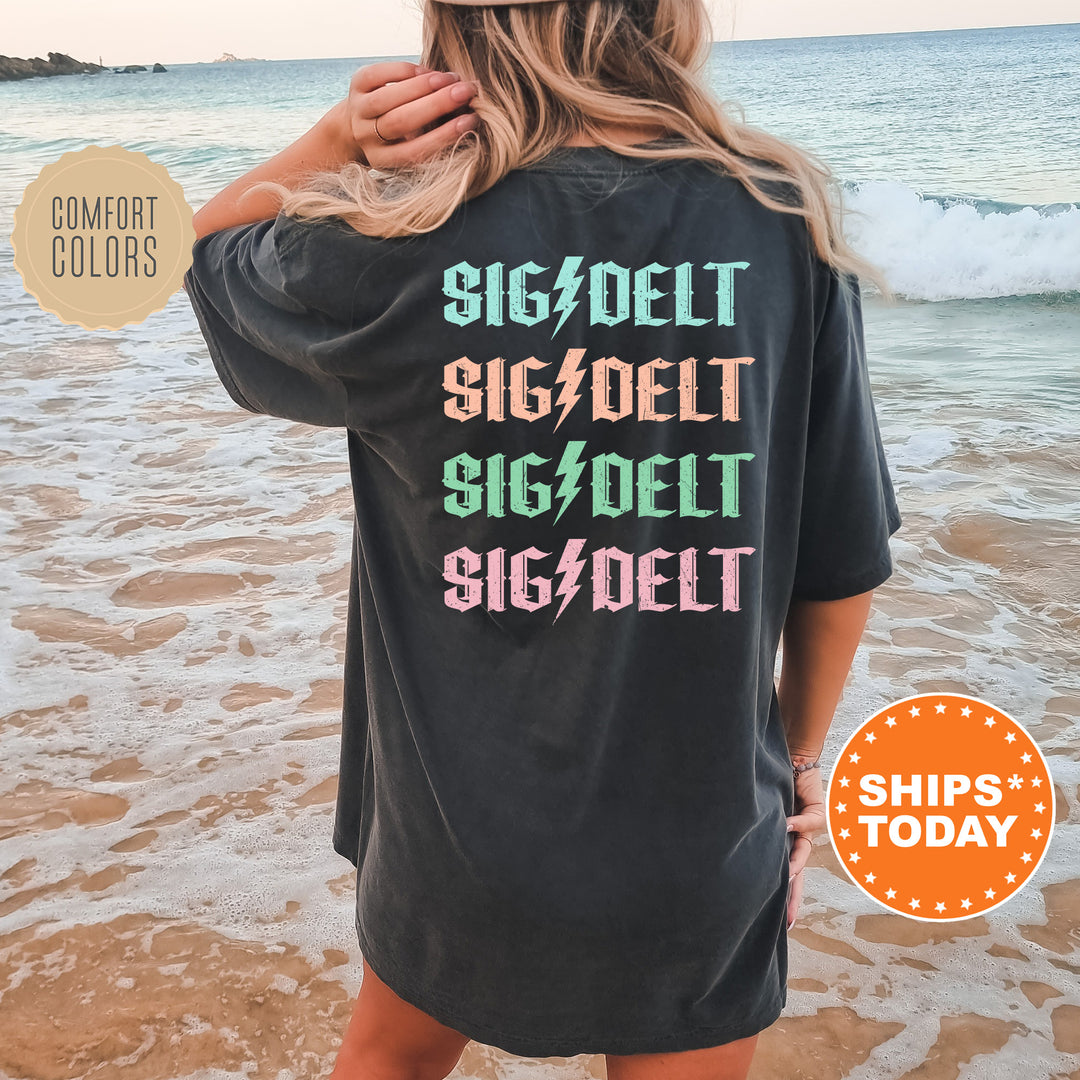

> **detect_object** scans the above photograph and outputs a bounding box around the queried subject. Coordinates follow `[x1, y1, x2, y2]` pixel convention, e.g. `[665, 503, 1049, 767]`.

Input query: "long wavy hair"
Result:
[250, 0, 892, 297]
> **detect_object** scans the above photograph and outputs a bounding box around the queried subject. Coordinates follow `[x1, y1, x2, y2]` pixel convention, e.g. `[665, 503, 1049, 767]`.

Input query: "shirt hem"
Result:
[789, 547, 896, 602]
[353, 909, 786, 1057]
[182, 267, 263, 416]
[333, 828, 359, 868]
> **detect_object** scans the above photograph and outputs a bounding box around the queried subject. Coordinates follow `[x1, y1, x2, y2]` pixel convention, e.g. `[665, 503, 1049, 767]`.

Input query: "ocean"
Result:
[1, 20, 1078, 1080]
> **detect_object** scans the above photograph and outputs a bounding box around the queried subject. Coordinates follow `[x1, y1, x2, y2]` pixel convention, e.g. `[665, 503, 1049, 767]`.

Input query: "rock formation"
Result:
[0, 51, 104, 81]
[0, 52, 166, 81]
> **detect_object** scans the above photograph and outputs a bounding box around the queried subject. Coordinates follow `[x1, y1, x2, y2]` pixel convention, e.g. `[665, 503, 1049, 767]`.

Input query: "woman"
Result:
[183, 0, 902, 1077]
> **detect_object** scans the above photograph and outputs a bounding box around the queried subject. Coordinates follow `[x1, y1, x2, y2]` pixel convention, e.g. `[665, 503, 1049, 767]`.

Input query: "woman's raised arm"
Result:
[192, 60, 478, 240]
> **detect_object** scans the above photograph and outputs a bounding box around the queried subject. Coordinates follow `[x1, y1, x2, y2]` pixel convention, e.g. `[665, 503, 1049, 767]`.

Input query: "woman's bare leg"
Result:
[605, 1033, 760, 1080]
[329, 957, 471, 1080]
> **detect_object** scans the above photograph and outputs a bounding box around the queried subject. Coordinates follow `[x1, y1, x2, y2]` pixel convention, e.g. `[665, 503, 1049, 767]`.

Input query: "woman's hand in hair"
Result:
[189, 62, 478, 239]
[342, 60, 479, 169]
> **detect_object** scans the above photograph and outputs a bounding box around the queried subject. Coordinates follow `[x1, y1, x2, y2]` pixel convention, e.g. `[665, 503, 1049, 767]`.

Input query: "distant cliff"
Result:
[0, 52, 103, 81]
[0, 52, 168, 81]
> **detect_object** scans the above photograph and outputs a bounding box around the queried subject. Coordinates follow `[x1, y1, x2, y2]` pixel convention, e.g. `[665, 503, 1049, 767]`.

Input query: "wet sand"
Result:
[2, 306, 1079, 1079]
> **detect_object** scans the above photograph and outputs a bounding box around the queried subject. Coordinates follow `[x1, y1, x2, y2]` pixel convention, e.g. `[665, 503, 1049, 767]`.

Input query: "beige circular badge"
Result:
[11, 144, 195, 330]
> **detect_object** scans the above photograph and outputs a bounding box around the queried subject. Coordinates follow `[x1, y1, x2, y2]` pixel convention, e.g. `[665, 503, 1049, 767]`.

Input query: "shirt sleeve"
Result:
[790, 263, 903, 601]
[183, 213, 350, 428]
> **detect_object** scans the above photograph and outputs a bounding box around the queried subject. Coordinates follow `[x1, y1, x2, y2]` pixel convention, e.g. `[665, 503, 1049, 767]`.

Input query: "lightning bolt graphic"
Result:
[551, 256, 585, 339]
[553, 537, 588, 622]
[553, 347, 587, 433]
[553, 439, 588, 523]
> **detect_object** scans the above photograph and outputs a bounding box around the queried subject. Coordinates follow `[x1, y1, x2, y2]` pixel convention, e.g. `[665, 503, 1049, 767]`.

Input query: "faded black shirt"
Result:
[184, 140, 902, 1057]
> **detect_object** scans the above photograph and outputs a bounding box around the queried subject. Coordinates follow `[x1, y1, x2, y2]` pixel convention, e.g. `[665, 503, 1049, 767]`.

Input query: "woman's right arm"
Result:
[779, 588, 875, 928]
[778, 588, 875, 763]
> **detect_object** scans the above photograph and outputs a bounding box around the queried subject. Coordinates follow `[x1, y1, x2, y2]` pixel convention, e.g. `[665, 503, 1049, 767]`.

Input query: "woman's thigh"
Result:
[330, 957, 472, 1080]
[605, 1033, 760, 1080]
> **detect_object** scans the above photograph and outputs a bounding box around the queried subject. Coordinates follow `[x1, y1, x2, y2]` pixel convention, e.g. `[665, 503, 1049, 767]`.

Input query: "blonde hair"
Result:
[250, 0, 892, 298]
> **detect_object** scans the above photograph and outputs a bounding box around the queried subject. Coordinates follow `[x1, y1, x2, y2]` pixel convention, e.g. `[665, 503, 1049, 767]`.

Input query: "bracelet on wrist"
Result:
[792, 758, 822, 778]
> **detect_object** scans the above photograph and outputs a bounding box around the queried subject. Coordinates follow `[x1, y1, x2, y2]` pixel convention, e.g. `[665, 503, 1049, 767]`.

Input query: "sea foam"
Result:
[843, 180, 1080, 301]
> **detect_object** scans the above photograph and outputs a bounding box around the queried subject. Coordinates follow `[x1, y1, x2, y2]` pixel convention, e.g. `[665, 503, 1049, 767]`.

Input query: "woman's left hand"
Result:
[344, 60, 479, 169]
[785, 765, 826, 930]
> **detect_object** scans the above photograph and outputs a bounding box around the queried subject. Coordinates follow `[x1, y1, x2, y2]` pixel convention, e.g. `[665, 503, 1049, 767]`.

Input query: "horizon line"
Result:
[26, 18, 1077, 68]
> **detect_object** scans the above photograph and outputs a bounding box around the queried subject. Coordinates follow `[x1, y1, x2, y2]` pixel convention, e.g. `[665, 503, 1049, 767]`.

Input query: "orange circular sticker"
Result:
[11, 144, 195, 330]
[826, 693, 1054, 921]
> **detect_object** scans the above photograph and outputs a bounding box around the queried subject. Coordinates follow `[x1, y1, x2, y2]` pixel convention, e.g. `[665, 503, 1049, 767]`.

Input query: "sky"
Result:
[3, 1, 1077, 67]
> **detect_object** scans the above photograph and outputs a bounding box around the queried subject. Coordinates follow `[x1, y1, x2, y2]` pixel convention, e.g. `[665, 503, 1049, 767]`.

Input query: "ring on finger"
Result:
[373, 114, 394, 144]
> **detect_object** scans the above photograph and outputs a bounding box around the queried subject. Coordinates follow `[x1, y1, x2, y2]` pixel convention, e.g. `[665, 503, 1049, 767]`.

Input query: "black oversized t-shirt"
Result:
[184, 139, 902, 1057]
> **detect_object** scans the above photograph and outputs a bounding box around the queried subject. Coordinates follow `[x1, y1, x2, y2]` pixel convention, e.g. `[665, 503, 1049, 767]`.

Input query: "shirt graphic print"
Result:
[440, 256, 757, 621]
